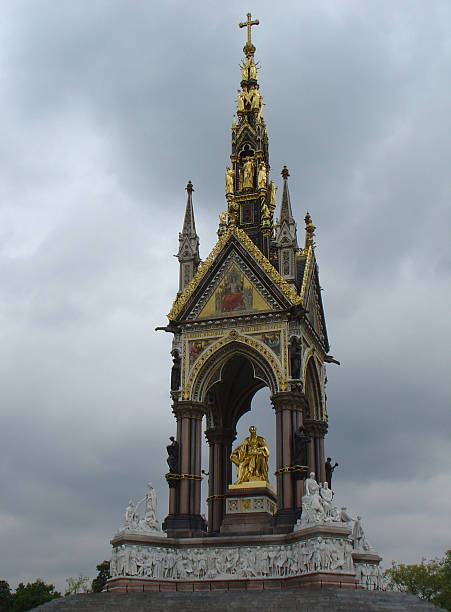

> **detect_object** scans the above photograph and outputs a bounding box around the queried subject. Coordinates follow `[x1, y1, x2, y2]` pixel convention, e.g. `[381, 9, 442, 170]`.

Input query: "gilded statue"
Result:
[225, 166, 234, 194]
[243, 158, 254, 189]
[237, 90, 245, 112]
[240, 61, 248, 82]
[269, 181, 277, 207]
[261, 202, 271, 225]
[257, 162, 267, 189]
[249, 60, 257, 80]
[228, 200, 239, 227]
[230, 426, 269, 485]
[251, 90, 261, 111]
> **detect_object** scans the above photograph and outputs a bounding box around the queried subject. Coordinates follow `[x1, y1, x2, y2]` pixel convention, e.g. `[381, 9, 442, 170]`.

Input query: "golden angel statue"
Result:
[230, 426, 269, 485]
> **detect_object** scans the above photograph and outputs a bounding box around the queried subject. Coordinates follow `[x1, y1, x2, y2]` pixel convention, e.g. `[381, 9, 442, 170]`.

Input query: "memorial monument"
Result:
[106, 13, 383, 592]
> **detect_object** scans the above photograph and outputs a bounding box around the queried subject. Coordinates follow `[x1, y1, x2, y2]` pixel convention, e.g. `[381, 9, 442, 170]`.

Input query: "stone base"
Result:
[220, 485, 277, 535]
[106, 571, 359, 593]
[108, 523, 383, 592]
[162, 514, 207, 538]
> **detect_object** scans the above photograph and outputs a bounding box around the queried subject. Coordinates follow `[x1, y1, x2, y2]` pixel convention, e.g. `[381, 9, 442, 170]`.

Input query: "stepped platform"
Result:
[33, 588, 445, 611]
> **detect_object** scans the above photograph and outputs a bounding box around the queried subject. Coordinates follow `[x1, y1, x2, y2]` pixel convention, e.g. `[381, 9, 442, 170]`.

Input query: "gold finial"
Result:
[304, 211, 316, 249]
[186, 180, 194, 193]
[239, 12, 259, 57]
[281, 165, 290, 179]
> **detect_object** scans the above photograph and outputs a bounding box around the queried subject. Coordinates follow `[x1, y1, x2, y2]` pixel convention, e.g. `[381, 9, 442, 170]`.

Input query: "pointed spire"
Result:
[279, 166, 295, 225]
[181, 180, 197, 238]
[177, 181, 200, 293]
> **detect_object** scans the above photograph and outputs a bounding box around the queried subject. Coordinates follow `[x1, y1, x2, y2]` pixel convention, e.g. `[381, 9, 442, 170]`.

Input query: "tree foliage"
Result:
[10, 579, 60, 612]
[91, 561, 110, 593]
[0, 581, 13, 612]
[64, 575, 90, 596]
[385, 549, 451, 611]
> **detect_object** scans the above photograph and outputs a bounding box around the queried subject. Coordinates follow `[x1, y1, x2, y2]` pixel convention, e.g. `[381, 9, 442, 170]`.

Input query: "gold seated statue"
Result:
[229, 425, 269, 489]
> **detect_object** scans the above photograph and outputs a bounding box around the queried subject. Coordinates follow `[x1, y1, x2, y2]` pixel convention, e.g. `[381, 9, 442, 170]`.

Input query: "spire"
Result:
[275, 166, 298, 287]
[275, 166, 298, 248]
[279, 166, 296, 225]
[177, 181, 200, 293]
[181, 180, 197, 237]
[223, 13, 273, 258]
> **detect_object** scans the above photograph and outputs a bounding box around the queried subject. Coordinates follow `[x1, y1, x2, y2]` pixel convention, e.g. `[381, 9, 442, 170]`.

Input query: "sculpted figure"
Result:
[124, 500, 137, 529]
[261, 202, 270, 225]
[170, 349, 181, 391]
[325, 457, 339, 488]
[230, 425, 269, 485]
[352, 516, 365, 550]
[270, 181, 277, 207]
[257, 162, 267, 189]
[241, 61, 248, 81]
[251, 90, 261, 111]
[293, 426, 311, 467]
[227, 200, 239, 226]
[143, 482, 158, 525]
[166, 436, 179, 473]
[243, 158, 254, 189]
[237, 90, 245, 111]
[289, 336, 302, 379]
[225, 166, 234, 194]
[249, 60, 257, 80]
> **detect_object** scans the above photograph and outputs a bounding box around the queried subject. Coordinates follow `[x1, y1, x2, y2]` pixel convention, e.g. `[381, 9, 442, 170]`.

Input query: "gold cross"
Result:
[239, 12, 259, 46]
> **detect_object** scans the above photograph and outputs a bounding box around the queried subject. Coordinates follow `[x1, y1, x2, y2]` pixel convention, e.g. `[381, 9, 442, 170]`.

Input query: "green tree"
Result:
[64, 575, 90, 596]
[0, 581, 13, 612]
[91, 561, 110, 593]
[11, 579, 60, 612]
[385, 549, 451, 611]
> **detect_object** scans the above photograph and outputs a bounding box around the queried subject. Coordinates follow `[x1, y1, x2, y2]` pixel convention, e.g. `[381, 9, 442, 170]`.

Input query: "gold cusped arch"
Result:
[187, 334, 283, 405]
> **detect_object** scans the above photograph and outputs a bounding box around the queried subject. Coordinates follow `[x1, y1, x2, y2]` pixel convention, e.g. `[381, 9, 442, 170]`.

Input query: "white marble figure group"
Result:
[121, 483, 163, 535]
[111, 536, 354, 581]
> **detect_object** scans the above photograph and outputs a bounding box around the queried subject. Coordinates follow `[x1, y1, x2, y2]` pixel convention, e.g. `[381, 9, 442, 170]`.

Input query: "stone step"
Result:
[33, 589, 445, 611]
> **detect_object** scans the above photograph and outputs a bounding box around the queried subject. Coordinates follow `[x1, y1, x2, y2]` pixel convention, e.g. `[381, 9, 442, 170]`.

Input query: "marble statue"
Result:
[352, 516, 365, 550]
[225, 166, 234, 194]
[121, 485, 164, 535]
[143, 482, 159, 527]
[339, 506, 354, 523]
[230, 425, 269, 485]
[124, 501, 138, 529]
[257, 162, 267, 189]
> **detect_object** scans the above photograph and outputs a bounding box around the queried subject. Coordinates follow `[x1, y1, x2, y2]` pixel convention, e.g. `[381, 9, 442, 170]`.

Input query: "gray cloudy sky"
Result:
[1, 0, 450, 591]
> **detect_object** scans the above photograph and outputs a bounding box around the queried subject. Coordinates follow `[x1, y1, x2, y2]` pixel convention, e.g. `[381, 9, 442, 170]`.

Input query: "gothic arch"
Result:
[189, 337, 281, 405]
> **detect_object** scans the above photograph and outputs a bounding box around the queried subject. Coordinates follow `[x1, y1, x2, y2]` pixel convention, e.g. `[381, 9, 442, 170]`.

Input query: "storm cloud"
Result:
[0, 0, 450, 590]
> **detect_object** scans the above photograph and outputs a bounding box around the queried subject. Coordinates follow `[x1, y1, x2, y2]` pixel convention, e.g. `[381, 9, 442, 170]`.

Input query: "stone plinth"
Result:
[107, 523, 380, 593]
[220, 484, 277, 535]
